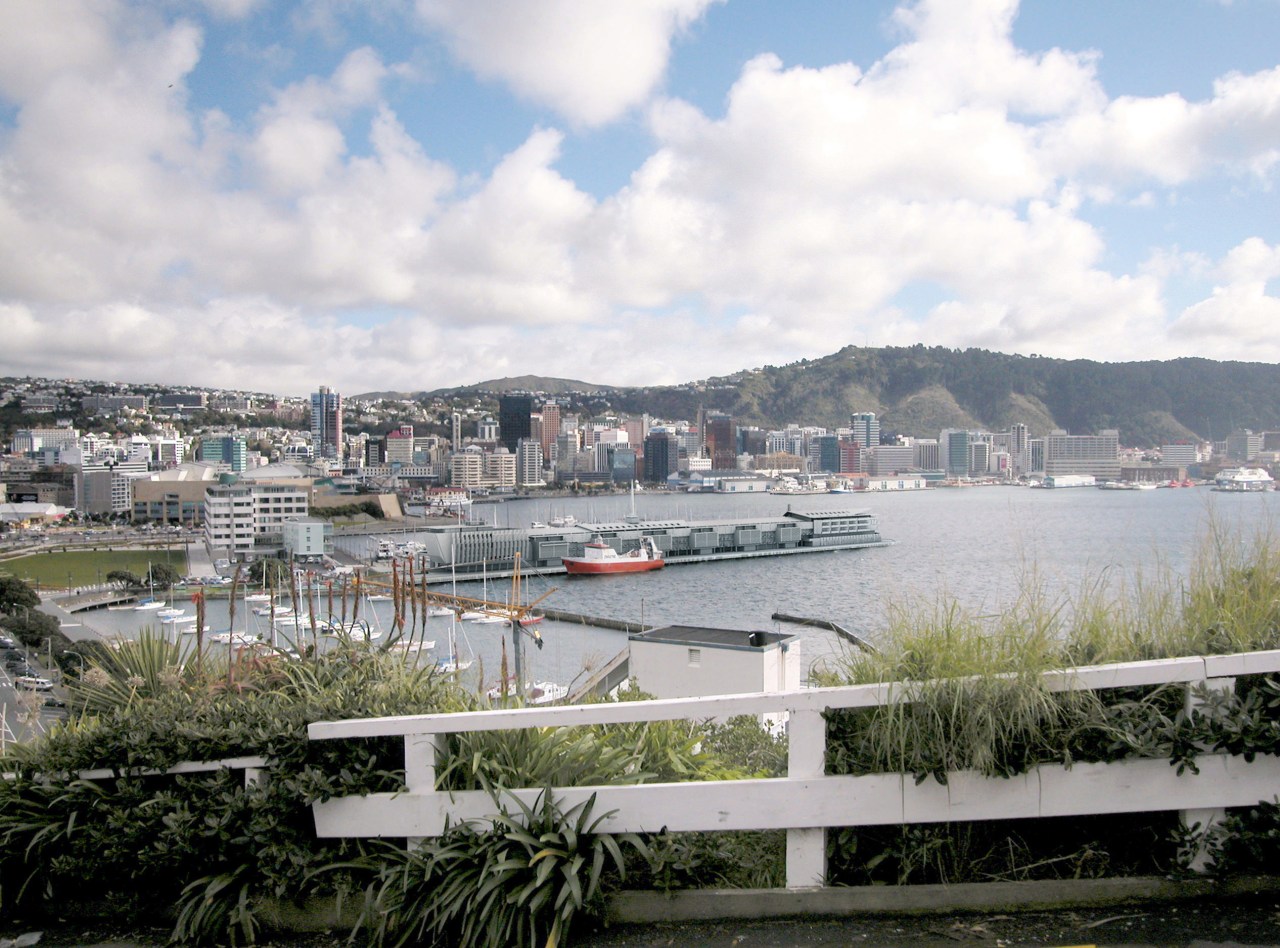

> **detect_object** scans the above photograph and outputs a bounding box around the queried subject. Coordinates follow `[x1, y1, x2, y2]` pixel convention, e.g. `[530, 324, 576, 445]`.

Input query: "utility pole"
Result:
[511, 553, 524, 700]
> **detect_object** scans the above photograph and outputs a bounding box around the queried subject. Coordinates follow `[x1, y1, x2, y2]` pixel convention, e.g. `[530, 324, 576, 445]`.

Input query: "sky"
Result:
[2, 0, 1280, 398]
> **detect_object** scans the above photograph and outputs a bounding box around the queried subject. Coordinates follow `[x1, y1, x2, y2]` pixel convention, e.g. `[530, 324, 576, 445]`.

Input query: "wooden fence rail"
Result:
[308, 649, 1280, 887]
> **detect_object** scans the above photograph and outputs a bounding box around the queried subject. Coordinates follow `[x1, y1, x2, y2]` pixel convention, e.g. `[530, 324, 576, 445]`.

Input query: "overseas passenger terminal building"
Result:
[384, 508, 886, 583]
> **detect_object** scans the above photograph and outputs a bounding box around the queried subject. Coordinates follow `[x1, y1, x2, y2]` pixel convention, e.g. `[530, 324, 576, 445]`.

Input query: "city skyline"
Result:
[3, 1, 1280, 396]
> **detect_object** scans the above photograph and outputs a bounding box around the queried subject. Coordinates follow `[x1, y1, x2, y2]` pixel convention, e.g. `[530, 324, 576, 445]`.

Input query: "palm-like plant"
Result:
[354, 789, 647, 948]
[67, 630, 213, 713]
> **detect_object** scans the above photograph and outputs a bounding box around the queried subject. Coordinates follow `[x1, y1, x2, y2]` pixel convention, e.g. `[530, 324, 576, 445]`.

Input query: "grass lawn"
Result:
[0, 549, 190, 592]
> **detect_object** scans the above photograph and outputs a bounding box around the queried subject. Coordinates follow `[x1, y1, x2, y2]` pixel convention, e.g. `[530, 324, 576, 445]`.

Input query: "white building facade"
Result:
[203, 478, 311, 560]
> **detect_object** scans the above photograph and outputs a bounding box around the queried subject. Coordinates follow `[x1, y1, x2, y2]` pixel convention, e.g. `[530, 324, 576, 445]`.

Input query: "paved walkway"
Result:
[4, 897, 1280, 948]
[578, 896, 1280, 947]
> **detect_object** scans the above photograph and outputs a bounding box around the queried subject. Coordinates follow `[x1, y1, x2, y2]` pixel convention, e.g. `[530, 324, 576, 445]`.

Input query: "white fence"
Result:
[308, 649, 1280, 888]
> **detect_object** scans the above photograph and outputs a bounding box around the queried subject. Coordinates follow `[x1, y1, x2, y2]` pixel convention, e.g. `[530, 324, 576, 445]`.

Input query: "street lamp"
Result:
[64, 651, 85, 677]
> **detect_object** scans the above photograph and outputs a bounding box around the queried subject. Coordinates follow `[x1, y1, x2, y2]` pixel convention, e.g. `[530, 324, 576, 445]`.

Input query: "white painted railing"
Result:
[308, 650, 1280, 888]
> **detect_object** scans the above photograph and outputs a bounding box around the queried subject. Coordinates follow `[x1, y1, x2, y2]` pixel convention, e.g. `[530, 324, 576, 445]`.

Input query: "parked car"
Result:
[0, 635, 16, 649]
[43, 695, 68, 708]
[15, 676, 54, 691]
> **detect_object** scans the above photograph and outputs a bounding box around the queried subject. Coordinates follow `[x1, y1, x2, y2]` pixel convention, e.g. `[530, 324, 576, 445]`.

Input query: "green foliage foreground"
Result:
[2, 524, 1280, 944]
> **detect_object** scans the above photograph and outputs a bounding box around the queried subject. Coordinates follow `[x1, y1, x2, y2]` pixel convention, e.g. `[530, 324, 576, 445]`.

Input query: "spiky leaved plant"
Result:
[351, 789, 647, 948]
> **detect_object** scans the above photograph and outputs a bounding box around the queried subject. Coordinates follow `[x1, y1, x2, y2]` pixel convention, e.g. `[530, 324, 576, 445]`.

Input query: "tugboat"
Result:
[561, 536, 665, 575]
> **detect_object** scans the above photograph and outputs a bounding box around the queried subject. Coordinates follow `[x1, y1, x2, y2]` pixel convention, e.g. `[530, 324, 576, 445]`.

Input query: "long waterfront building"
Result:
[377, 508, 886, 582]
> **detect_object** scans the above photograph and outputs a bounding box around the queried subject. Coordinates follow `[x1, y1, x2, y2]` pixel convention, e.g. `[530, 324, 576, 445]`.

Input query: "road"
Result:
[0, 638, 67, 750]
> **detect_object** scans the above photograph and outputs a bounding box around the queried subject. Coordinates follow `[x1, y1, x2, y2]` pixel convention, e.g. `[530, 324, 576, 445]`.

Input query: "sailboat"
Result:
[436, 616, 473, 673]
[439, 544, 473, 672]
[156, 583, 185, 620]
[134, 571, 163, 610]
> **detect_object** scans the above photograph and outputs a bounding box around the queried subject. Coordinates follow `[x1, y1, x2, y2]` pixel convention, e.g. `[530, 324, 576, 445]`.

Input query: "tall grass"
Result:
[816, 516, 1280, 783]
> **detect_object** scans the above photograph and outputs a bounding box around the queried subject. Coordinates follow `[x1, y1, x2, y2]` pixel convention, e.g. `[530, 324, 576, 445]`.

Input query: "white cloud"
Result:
[3, 0, 1280, 395]
[414, 0, 721, 126]
[1170, 238, 1280, 358]
[1042, 65, 1280, 188]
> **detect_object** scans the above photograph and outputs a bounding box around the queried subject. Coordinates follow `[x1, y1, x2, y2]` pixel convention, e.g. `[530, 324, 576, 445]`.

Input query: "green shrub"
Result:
[349, 790, 646, 947]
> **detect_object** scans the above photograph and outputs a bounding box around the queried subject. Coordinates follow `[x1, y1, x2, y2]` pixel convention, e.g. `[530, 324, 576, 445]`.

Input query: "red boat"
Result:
[562, 536, 665, 575]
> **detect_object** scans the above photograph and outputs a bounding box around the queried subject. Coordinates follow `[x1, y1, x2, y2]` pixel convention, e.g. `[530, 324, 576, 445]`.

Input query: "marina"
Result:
[40, 486, 1280, 698]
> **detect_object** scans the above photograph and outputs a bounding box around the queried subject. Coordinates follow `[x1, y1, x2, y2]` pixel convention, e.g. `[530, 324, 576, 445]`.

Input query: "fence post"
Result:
[405, 731, 445, 848]
[1180, 674, 1236, 872]
[786, 708, 826, 887]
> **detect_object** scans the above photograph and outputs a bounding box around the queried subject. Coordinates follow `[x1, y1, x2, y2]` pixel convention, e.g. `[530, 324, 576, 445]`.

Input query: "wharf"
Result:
[374, 508, 888, 584]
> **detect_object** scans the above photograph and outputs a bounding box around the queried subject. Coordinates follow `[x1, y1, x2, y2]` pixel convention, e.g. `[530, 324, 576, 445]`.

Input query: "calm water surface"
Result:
[76, 486, 1280, 687]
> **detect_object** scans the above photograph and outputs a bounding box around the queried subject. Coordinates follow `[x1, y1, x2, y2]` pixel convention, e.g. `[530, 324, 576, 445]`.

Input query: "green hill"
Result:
[418, 346, 1280, 447]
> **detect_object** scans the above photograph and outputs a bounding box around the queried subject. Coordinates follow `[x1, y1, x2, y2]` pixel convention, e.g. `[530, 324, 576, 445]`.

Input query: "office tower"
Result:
[1044, 429, 1120, 478]
[199, 435, 248, 473]
[540, 401, 560, 460]
[705, 412, 736, 469]
[940, 429, 970, 476]
[1010, 423, 1029, 477]
[499, 394, 533, 454]
[850, 412, 880, 452]
[517, 438, 544, 487]
[384, 426, 414, 465]
[644, 432, 678, 483]
[310, 386, 343, 461]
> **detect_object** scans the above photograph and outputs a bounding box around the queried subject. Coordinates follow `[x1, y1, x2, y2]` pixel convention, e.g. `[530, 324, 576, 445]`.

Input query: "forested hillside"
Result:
[448, 346, 1280, 447]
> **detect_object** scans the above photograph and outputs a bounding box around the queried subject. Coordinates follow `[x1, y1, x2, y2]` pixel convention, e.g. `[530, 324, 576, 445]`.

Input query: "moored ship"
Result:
[1212, 467, 1275, 492]
[562, 535, 665, 575]
[386, 508, 886, 584]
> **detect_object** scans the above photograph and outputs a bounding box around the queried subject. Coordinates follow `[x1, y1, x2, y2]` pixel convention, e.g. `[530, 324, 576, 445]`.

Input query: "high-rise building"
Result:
[499, 395, 533, 454]
[850, 412, 880, 453]
[868, 444, 912, 476]
[1044, 429, 1120, 478]
[940, 429, 971, 476]
[1010, 423, 1029, 477]
[199, 436, 248, 473]
[812, 435, 841, 473]
[704, 412, 736, 469]
[643, 432, 679, 483]
[1226, 429, 1262, 462]
[384, 426, 414, 465]
[539, 401, 561, 461]
[310, 386, 343, 461]
[517, 438, 544, 487]
[1162, 441, 1199, 466]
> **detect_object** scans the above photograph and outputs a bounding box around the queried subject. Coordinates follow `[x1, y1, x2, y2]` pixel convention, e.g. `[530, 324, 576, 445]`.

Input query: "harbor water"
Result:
[70, 486, 1280, 689]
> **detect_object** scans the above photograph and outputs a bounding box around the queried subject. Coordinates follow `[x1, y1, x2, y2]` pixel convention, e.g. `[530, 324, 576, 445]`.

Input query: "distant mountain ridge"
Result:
[366, 346, 1280, 447]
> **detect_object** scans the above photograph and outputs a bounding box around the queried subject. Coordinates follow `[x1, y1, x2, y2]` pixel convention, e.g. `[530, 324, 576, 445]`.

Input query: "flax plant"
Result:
[67, 629, 214, 713]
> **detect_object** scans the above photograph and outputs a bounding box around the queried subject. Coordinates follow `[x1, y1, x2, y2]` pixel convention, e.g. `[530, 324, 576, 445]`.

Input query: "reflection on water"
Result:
[76, 487, 1280, 685]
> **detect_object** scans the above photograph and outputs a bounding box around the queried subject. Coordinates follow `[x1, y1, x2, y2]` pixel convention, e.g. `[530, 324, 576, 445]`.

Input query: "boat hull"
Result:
[562, 558, 665, 575]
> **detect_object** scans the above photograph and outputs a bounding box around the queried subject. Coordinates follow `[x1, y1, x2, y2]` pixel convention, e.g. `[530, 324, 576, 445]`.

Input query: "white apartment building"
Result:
[517, 439, 544, 487]
[449, 446, 517, 490]
[203, 471, 312, 561]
